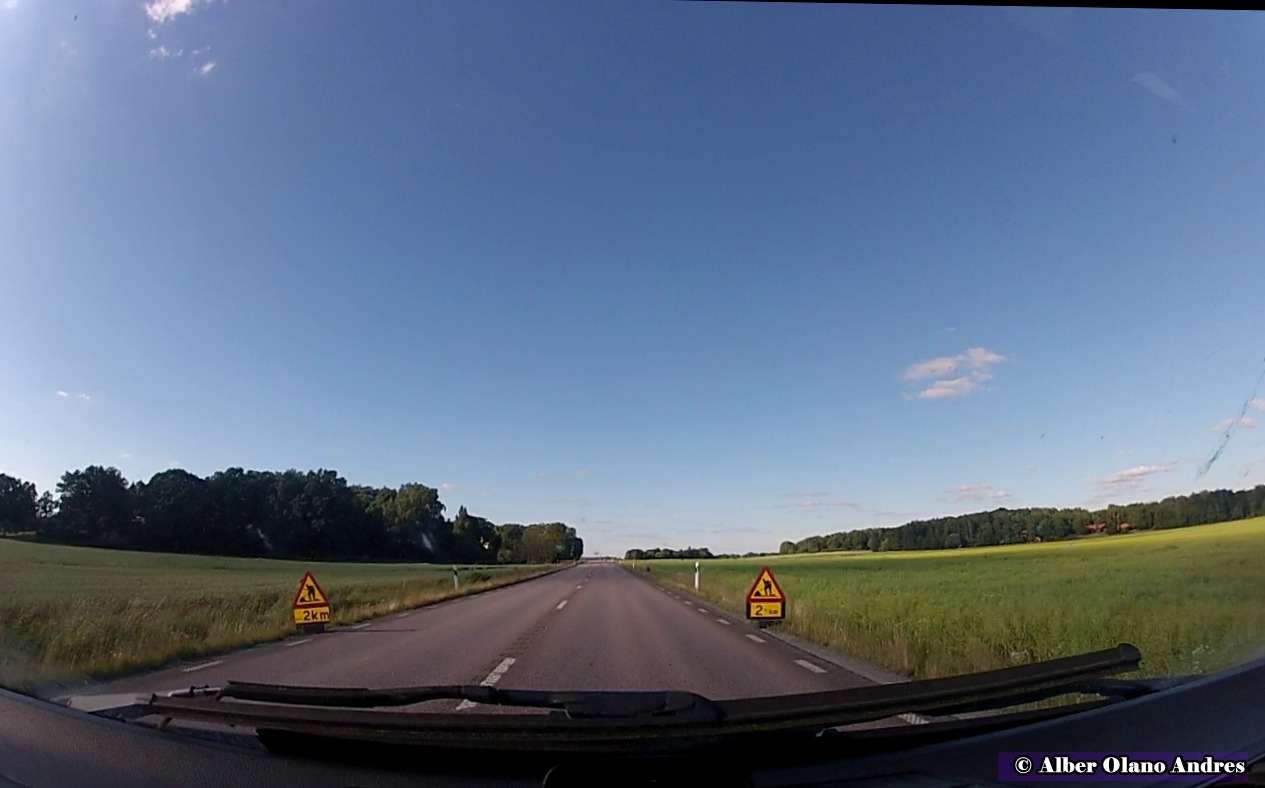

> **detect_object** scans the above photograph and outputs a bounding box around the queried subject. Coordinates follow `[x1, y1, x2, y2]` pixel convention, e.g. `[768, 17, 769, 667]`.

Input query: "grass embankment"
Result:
[0, 539, 559, 689]
[640, 518, 1265, 680]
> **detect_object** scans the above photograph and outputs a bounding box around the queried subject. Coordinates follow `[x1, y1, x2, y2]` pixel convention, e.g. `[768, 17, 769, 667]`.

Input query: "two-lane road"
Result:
[67, 564, 878, 711]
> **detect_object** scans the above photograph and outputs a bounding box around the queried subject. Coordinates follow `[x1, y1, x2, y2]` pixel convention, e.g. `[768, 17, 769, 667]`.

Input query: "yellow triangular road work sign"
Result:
[292, 572, 329, 608]
[746, 567, 785, 602]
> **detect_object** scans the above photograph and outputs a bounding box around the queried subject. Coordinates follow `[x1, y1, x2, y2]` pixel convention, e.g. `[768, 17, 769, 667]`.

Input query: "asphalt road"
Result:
[65, 564, 881, 712]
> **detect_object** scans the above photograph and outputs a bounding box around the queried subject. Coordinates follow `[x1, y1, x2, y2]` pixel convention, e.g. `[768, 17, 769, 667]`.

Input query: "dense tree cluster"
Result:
[623, 546, 714, 560]
[0, 468, 583, 564]
[779, 485, 1265, 554]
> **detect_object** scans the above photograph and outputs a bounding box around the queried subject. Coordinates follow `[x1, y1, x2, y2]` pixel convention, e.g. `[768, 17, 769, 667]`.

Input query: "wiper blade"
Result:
[138, 644, 1145, 753]
[212, 681, 725, 721]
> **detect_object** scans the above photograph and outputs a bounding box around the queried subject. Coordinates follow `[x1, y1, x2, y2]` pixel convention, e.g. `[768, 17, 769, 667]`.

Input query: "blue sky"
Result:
[3, 2, 1265, 556]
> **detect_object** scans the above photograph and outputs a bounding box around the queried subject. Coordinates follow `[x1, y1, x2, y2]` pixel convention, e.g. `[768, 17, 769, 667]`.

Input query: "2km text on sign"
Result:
[746, 566, 785, 620]
[292, 571, 332, 629]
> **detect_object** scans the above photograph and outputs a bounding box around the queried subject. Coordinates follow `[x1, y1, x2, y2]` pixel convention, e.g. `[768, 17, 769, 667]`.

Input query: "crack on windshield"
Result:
[1196, 358, 1265, 479]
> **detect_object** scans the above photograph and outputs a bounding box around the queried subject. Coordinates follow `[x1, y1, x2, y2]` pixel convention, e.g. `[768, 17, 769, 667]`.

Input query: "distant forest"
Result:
[0, 467, 583, 565]
[778, 485, 1265, 554]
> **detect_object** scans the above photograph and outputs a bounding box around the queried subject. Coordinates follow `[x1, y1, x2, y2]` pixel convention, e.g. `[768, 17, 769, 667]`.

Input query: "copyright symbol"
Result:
[1015, 757, 1033, 775]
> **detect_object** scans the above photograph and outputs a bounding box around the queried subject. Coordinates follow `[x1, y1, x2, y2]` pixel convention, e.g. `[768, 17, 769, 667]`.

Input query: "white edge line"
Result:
[182, 660, 224, 673]
[794, 659, 827, 674]
[284, 638, 311, 647]
[556, 599, 568, 610]
[350, 622, 371, 630]
[456, 657, 517, 710]
[744, 634, 765, 644]
[717, 618, 731, 625]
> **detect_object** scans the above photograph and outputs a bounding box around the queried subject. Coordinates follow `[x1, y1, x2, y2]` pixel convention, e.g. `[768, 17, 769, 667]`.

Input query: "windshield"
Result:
[2, 0, 1265, 730]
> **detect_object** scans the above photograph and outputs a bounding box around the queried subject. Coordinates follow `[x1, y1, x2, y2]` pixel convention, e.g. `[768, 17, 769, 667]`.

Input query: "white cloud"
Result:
[950, 483, 994, 501]
[916, 375, 983, 400]
[145, 0, 205, 25]
[166, 459, 180, 468]
[4, 0, 19, 11]
[196, 61, 216, 76]
[440, 482, 461, 492]
[1250, 398, 1265, 411]
[903, 347, 1006, 381]
[149, 44, 183, 60]
[904, 347, 1007, 401]
[78, 393, 92, 402]
[1213, 416, 1256, 432]
[1132, 72, 1185, 107]
[777, 500, 861, 511]
[479, 491, 496, 499]
[56, 390, 68, 397]
[1093, 460, 1178, 491]
[119, 451, 132, 460]
[992, 490, 1012, 500]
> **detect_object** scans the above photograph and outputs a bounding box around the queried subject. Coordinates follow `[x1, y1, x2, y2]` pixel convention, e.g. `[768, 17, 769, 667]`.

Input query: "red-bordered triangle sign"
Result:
[746, 567, 785, 603]
[292, 572, 330, 609]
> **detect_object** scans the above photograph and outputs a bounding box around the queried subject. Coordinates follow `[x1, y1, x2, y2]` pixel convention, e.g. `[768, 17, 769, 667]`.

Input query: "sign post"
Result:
[292, 572, 332, 634]
[745, 566, 786, 625]
[694, 561, 700, 591]
[453, 565, 459, 591]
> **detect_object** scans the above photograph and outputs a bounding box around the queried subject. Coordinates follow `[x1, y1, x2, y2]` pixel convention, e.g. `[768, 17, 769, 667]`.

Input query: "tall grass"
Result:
[0, 539, 559, 689]
[641, 518, 1265, 680]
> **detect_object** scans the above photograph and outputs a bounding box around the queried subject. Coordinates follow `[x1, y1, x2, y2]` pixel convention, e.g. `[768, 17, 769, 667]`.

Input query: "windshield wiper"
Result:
[209, 682, 725, 722]
[130, 643, 1147, 755]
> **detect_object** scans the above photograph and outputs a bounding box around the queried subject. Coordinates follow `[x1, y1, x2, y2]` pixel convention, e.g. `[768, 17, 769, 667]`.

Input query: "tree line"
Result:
[0, 467, 583, 565]
[778, 485, 1265, 554]
[623, 546, 714, 561]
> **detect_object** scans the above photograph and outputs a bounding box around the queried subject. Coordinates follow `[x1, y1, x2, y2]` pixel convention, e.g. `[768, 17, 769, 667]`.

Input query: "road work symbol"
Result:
[292, 571, 331, 628]
[745, 567, 785, 621]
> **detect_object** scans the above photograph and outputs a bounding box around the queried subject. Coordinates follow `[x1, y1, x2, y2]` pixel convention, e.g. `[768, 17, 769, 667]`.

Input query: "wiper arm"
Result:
[211, 681, 725, 721]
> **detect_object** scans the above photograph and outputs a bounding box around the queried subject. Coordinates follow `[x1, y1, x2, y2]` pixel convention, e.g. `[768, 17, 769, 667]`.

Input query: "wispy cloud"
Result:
[777, 500, 862, 511]
[78, 393, 92, 402]
[439, 482, 461, 492]
[1132, 72, 1186, 108]
[903, 347, 1007, 400]
[196, 61, 216, 77]
[118, 451, 132, 460]
[950, 483, 995, 501]
[1092, 460, 1178, 493]
[544, 496, 589, 506]
[942, 326, 957, 334]
[1250, 398, 1265, 411]
[479, 491, 496, 499]
[148, 44, 183, 60]
[56, 390, 68, 398]
[166, 459, 180, 468]
[145, 0, 206, 25]
[993, 490, 1012, 500]
[1213, 416, 1256, 432]
[781, 491, 829, 499]
[572, 468, 590, 477]
[904, 347, 1006, 381]
[3, 0, 19, 12]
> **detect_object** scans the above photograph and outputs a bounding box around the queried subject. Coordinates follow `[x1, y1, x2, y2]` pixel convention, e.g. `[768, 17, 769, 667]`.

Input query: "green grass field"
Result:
[0, 539, 559, 690]
[640, 518, 1265, 681]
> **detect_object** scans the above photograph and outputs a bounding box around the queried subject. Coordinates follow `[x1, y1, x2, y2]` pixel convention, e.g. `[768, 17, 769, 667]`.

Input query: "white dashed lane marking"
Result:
[350, 622, 371, 630]
[182, 660, 223, 673]
[794, 659, 827, 674]
[696, 608, 708, 613]
[455, 657, 516, 711]
[576, 585, 582, 590]
[744, 634, 765, 644]
[716, 619, 731, 625]
[284, 638, 311, 648]
[556, 599, 569, 610]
